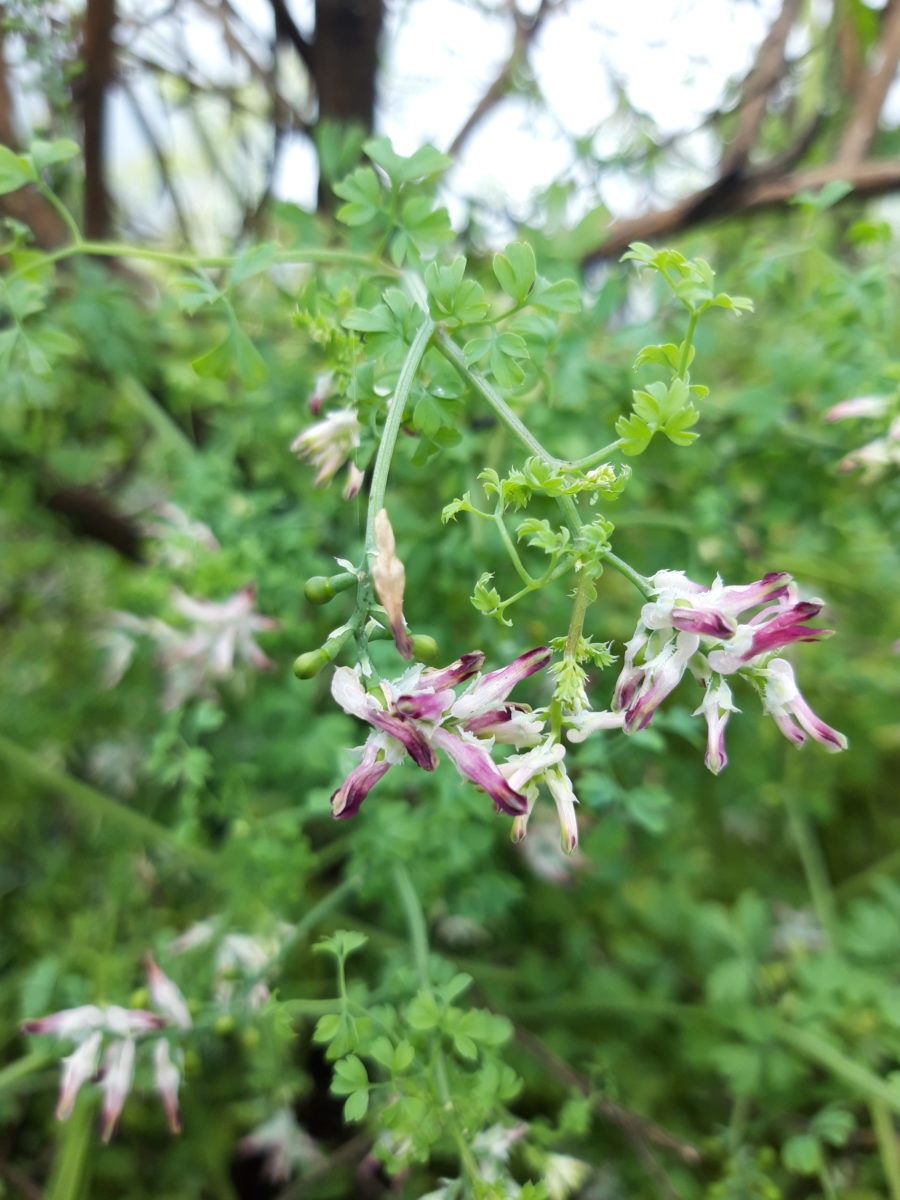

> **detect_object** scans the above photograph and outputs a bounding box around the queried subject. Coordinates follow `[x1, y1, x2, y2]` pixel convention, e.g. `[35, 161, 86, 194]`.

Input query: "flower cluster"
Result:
[291, 407, 363, 499]
[329, 648, 588, 852]
[103, 584, 278, 710]
[330, 648, 550, 818]
[569, 570, 847, 773]
[825, 395, 900, 478]
[21, 957, 190, 1141]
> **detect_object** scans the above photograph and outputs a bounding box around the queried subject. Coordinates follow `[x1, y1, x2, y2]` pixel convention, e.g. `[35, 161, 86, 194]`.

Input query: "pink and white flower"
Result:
[291, 407, 362, 493]
[570, 568, 846, 772]
[21, 1003, 169, 1139]
[330, 648, 551, 818]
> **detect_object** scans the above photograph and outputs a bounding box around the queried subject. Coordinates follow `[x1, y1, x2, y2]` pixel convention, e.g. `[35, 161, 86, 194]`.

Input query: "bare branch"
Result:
[836, 0, 900, 164]
[78, 0, 117, 239]
[447, 0, 561, 158]
[269, 0, 313, 73]
[0, 27, 68, 246]
[582, 159, 900, 266]
[719, 0, 802, 175]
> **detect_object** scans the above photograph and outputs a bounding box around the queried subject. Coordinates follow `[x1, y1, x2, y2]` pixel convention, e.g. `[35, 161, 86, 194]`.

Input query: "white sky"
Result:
[16, 0, 821, 241]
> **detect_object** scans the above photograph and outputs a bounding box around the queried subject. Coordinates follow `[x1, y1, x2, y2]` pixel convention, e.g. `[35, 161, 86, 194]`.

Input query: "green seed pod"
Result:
[411, 634, 439, 661]
[303, 576, 335, 605]
[292, 648, 330, 679]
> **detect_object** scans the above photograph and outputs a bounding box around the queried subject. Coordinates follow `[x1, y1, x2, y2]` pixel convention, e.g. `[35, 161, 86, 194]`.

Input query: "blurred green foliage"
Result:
[0, 137, 899, 1200]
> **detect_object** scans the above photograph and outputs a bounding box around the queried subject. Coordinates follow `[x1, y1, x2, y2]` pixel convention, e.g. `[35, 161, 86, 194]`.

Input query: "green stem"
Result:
[0, 1050, 52, 1094]
[116, 375, 196, 459]
[37, 184, 83, 246]
[564, 567, 597, 661]
[783, 772, 837, 945]
[602, 550, 653, 599]
[272, 875, 363, 969]
[3, 239, 394, 288]
[570, 439, 626, 469]
[392, 863, 481, 1185]
[678, 311, 699, 377]
[775, 1022, 900, 1116]
[871, 1098, 900, 1200]
[365, 316, 435, 554]
[493, 510, 535, 586]
[0, 733, 217, 869]
[436, 330, 561, 466]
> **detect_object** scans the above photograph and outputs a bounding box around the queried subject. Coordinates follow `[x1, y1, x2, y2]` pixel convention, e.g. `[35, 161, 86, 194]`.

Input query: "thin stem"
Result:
[0, 1051, 52, 1094]
[3, 240, 395, 288]
[871, 1098, 900, 1200]
[775, 1022, 900, 1117]
[436, 330, 561, 466]
[493, 510, 535, 586]
[0, 733, 217, 870]
[564, 568, 597, 661]
[570, 439, 626, 469]
[37, 184, 83, 246]
[602, 550, 653, 599]
[365, 316, 435, 553]
[392, 863, 481, 1185]
[783, 770, 837, 945]
[678, 311, 699, 377]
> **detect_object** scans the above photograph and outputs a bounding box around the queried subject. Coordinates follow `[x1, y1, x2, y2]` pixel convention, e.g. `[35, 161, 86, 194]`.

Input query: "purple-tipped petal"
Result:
[451, 647, 551, 721]
[368, 711, 437, 769]
[21, 1005, 106, 1038]
[623, 633, 698, 732]
[153, 1040, 183, 1135]
[762, 658, 847, 752]
[693, 681, 739, 775]
[545, 767, 580, 854]
[55, 1031, 103, 1121]
[331, 747, 393, 818]
[430, 727, 529, 815]
[395, 688, 455, 722]
[420, 652, 485, 690]
[100, 1038, 136, 1143]
[714, 572, 794, 614]
[670, 608, 736, 638]
[745, 602, 831, 659]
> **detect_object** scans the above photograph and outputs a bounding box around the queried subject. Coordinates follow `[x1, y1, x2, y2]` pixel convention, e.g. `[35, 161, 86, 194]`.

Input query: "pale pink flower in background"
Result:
[824, 395, 900, 477]
[307, 370, 334, 417]
[238, 1109, 322, 1182]
[142, 501, 219, 567]
[169, 919, 293, 1011]
[152, 1040, 184, 1135]
[99, 1036, 136, 1142]
[824, 396, 889, 421]
[145, 955, 192, 1030]
[291, 407, 361, 492]
[329, 648, 550, 818]
[21, 1004, 170, 1139]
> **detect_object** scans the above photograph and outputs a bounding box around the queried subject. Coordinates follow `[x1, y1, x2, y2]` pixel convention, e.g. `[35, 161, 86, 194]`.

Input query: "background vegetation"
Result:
[1, 2, 899, 1197]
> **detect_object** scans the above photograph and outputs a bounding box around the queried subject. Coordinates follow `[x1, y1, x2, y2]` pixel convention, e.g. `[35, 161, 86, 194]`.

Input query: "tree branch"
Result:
[836, 0, 900, 164]
[582, 159, 900, 265]
[447, 0, 561, 158]
[78, 0, 117, 240]
[0, 28, 67, 247]
[719, 0, 802, 175]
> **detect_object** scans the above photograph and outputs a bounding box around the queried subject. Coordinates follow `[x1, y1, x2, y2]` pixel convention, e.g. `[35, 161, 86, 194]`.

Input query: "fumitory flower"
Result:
[824, 395, 900, 477]
[329, 647, 551, 819]
[291, 407, 363, 498]
[568, 569, 846, 772]
[21, 1004, 168, 1141]
[104, 585, 279, 710]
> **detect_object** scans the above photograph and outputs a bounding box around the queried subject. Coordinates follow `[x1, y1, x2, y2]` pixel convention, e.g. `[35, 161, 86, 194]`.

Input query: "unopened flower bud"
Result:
[371, 508, 413, 659]
[303, 573, 356, 605]
[410, 634, 439, 661]
[292, 649, 330, 679]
